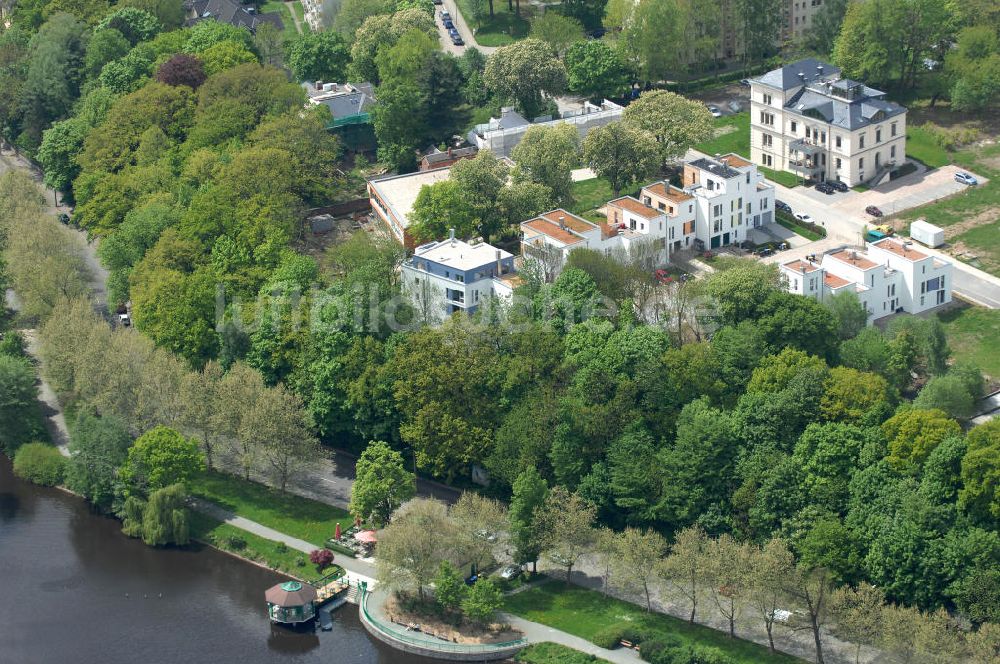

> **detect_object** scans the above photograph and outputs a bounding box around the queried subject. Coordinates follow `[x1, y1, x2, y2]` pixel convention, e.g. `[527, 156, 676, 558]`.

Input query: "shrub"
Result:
[309, 548, 334, 570]
[295, 557, 306, 567]
[591, 624, 625, 649]
[0, 331, 27, 357]
[223, 533, 247, 550]
[621, 625, 658, 644]
[12, 443, 66, 486]
[275, 541, 288, 553]
[639, 635, 684, 664]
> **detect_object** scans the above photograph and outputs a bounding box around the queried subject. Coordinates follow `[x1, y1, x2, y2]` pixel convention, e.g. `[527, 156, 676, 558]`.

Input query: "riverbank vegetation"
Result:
[515, 643, 610, 664]
[190, 511, 314, 578]
[12, 442, 66, 486]
[190, 470, 355, 547]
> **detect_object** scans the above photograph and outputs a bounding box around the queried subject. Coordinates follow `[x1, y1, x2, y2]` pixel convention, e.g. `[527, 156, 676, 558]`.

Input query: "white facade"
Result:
[779, 238, 952, 324]
[467, 101, 623, 158]
[401, 235, 519, 320]
[520, 155, 776, 277]
[750, 59, 907, 187]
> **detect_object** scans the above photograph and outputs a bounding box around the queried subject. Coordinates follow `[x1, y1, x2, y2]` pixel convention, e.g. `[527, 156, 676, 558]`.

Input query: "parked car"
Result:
[955, 172, 978, 186]
[432, 0, 442, 4]
[451, 33, 464, 46]
[727, 100, 741, 113]
[775, 199, 792, 213]
[443, 18, 454, 29]
[57, 212, 71, 225]
[654, 268, 674, 284]
[499, 565, 521, 581]
[739, 78, 751, 87]
[439, 9, 450, 20]
[865, 205, 883, 217]
[118, 313, 131, 327]
[828, 180, 848, 192]
[706, 104, 722, 118]
[814, 181, 835, 194]
[465, 574, 479, 586]
[795, 213, 814, 223]
[754, 246, 775, 257]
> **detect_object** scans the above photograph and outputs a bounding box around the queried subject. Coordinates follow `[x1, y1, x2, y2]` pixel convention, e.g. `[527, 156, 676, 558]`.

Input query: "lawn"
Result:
[895, 142, 1000, 276]
[905, 125, 950, 168]
[454, 0, 531, 47]
[695, 113, 750, 157]
[760, 166, 801, 188]
[570, 178, 615, 217]
[776, 210, 826, 241]
[261, 1, 302, 42]
[503, 582, 803, 664]
[516, 642, 610, 664]
[937, 304, 1000, 380]
[188, 470, 353, 547]
[190, 512, 311, 578]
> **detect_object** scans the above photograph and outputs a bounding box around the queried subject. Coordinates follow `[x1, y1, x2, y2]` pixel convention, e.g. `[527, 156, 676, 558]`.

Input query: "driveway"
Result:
[435, 0, 498, 56]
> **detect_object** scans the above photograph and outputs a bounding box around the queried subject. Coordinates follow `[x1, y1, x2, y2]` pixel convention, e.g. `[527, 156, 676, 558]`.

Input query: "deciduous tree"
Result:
[483, 39, 567, 119]
[349, 440, 416, 527]
[581, 121, 658, 197]
[120, 425, 204, 495]
[511, 123, 579, 205]
[537, 486, 597, 582]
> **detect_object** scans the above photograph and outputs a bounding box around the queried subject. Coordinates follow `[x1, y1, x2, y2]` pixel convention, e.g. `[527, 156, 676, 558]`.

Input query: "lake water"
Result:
[0, 456, 438, 664]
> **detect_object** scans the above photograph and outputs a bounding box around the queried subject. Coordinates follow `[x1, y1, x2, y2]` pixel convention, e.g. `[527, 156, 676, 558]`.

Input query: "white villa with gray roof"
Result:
[750, 58, 907, 187]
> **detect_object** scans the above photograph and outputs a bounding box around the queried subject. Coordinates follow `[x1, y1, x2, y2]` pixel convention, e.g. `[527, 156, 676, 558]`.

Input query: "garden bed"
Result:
[384, 595, 522, 645]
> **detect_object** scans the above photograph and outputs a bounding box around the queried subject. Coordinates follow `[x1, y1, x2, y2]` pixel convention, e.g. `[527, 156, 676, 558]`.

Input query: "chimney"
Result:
[315, 80, 323, 91]
[558, 216, 566, 230]
[817, 65, 824, 76]
[449, 228, 456, 246]
[496, 249, 502, 275]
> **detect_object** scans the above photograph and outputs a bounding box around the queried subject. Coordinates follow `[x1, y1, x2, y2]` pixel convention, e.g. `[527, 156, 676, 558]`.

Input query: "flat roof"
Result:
[538, 209, 595, 234]
[608, 196, 661, 219]
[690, 157, 741, 179]
[782, 259, 821, 274]
[721, 153, 752, 168]
[871, 237, 928, 261]
[827, 249, 879, 271]
[824, 273, 852, 289]
[643, 181, 692, 203]
[413, 238, 512, 271]
[522, 218, 584, 246]
[368, 167, 453, 229]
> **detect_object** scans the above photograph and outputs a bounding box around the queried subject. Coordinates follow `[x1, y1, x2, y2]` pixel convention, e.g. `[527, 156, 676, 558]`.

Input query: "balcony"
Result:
[789, 138, 825, 155]
[787, 158, 823, 176]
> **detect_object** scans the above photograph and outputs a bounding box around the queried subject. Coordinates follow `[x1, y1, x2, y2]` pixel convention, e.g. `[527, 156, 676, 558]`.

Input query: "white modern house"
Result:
[367, 167, 453, 248]
[467, 101, 623, 157]
[780, 237, 952, 324]
[520, 154, 776, 277]
[750, 58, 907, 187]
[401, 232, 520, 320]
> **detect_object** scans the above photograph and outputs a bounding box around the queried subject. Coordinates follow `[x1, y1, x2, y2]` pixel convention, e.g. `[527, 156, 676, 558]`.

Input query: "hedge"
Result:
[13, 442, 67, 486]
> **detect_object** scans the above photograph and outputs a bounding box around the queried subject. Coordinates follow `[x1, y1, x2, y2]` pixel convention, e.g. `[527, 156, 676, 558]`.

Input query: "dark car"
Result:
[739, 78, 751, 87]
[865, 205, 883, 217]
[443, 18, 454, 29]
[57, 212, 71, 225]
[815, 181, 835, 194]
[432, 0, 442, 4]
[828, 180, 848, 192]
[451, 33, 464, 46]
[775, 199, 792, 213]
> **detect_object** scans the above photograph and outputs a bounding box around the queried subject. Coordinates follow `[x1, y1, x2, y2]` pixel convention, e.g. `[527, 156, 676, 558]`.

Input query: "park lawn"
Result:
[570, 178, 615, 217]
[905, 125, 950, 168]
[454, 0, 530, 47]
[260, 1, 301, 42]
[516, 642, 611, 664]
[503, 582, 803, 664]
[188, 470, 353, 547]
[695, 113, 750, 157]
[937, 304, 1000, 380]
[190, 512, 312, 578]
[760, 166, 800, 188]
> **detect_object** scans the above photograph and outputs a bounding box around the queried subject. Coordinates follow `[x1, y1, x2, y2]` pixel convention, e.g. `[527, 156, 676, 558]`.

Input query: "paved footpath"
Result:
[190, 499, 378, 588]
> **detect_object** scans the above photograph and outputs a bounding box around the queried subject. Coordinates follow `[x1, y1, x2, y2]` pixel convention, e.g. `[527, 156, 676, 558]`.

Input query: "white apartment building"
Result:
[401, 233, 520, 320]
[780, 237, 952, 324]
[750, 59, 907, 187]
[520, 154, 776, 276]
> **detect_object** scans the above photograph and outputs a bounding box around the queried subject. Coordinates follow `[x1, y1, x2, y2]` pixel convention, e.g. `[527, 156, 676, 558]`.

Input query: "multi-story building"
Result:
[520, 154, 776, 276]
[467, 101, 623, 157]
[785, 0, 827, 42]
[750, 59, 907, 187]
[401, 232, 519, 319]
[779, 237, 952, 324]
[367, 167, 453, 249]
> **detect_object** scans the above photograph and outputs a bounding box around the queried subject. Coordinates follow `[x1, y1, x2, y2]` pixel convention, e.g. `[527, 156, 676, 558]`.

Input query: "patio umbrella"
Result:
[334, 523, 341, 540]
[355, 530, 377, 544]
[265, 581, 317, 608]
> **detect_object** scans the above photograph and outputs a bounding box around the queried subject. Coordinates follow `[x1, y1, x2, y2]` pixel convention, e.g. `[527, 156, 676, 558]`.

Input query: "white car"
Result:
[794, 213, 814, 223]
[499, 565, 521, 581]
[954, 172, 978, 186]
[707, 105, 722, 118]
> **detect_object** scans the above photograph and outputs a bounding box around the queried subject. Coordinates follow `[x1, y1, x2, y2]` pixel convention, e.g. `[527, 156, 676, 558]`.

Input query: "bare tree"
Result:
[537, 486, 596, 582]
[243, 384, 320, 492]
[782, 563, 833, 664]
[217, 362, 266, 480]
[746, 538, 795, 652]
[609, 527, 668, 612]
[830, 583, 884, 664]
[179, 361, 224, 469]
[376, 498, 459, 600]
[704, 533, 753, 638]
[661, 525, 708, 624]
[451, 492, 508, 573]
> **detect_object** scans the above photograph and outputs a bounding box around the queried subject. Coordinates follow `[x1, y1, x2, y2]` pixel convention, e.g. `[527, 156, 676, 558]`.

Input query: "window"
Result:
[761, 198, 768, 209]
[763, 93, 772, 105]
[835, 135, 842, 148]
[642, 196, 651, 206]
[708, 179, 716, 191]
[876, 129, 881, 143]
[891, 122, 897, 137]
[762, 133, 773, 147]
[836, 157, 842, 168]
[793, 278, 798, 290]
[805, 127, 811, 139]
[890, 145, 896, 159]
[746, 203, 751, 214]
[858, 158, 864, 170]
[760, 111, 775, 126]
[713, 204, 722, 216]
[859, 134, 865, 149]
[746, 173, 750, 184]
[791, 121, 797, 132]
[821, 131, 826, 143]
